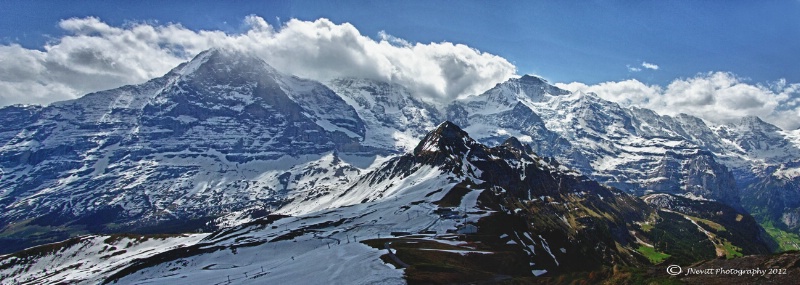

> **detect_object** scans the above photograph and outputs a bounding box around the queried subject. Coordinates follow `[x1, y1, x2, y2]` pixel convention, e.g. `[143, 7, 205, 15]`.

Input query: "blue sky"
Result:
[1, 1, 799, 129]
[2, 1, 799, 85]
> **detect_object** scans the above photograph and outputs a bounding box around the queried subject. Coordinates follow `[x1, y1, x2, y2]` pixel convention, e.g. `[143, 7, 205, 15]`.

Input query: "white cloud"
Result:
[641, 61, 659, 70]
[0, 16, 516, 106]
[377, 30, 410, 47]
[556, 72, 800, 130]
[626, 61, 658, 72]
[4, 16, 796, 131]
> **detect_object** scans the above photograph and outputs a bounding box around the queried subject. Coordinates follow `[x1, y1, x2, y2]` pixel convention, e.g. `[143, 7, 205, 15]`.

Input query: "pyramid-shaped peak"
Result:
[517, 74, 548, 85]
[435, 121, 463, 131]
[174, 48, 276, 77]
[196, 47, 259, 60]
[413, 121, 475, 155]
[502, 136, 524, 149]
[734, 115, 781, 132]
[499, 135, 522, 149]
[206, 48, 263, 62]
[430, 121, 470, 140]
[739, 115, 767, 125]
[497, 74, 570, 97]
[500, 136, 535, 154]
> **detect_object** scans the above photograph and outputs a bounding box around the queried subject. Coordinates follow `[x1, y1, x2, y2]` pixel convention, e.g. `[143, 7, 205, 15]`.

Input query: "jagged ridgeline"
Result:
[0, 48, 798, 282]
[0, 49, 374, 253]
[1, 121, 774, 284]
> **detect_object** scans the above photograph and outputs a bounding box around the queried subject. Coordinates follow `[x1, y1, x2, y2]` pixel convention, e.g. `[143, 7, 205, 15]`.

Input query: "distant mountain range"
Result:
[0, 48, 798, 283]
[0, 120, 775, 284]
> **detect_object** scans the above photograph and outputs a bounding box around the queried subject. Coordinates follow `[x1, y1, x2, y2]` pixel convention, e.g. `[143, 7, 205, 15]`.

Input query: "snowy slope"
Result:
[0, 124, 480, 284]
[326, 78, 443, 152]
[114, 164, 459, 285]
[0, 122, 682, 284]
[0, 49, 380, 253]
[0, 233, 208, 284]
[427, 76, 797, 214]
[2, 46, 798, 262]
[324, 73, 799, 229]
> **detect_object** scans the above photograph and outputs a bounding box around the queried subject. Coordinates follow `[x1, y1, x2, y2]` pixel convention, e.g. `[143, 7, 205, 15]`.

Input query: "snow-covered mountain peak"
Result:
[172, 48, 276, 78]
[174, 48, 281, 85]
[459, 74, 572, 117]
[518, 74, 549, 84]
[508, 74, 570, 99]
[321, 67, 799, 226]
[0, 48, 373, 252]
[3, 44, 800, 266]
[730, 115, 782, 133]
[413, 121, 476, 155]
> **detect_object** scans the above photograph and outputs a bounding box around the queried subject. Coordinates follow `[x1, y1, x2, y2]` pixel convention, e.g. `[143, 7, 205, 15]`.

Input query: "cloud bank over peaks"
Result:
[0, 15, 516, 107]
[556, 72, 800, 130]
[2, 15, 796, 131]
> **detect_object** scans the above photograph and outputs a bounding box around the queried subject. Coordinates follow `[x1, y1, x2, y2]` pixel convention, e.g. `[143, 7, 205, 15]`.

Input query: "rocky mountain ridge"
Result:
[1, 121, 772, 284]
[1, 49, 799, 256]
[0, 49, 375, 253]
[329, 69, 800, 233]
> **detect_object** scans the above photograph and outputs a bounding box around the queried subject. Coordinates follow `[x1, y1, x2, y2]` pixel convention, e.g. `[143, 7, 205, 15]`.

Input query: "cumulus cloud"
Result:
[556, 72, 800, 130]
[627, 65, 642, 72]
[0, 16, 516, 106]
[5, 16, 796, 131]
[377, 30, 411, 47]
[641, 61, 659, 70]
